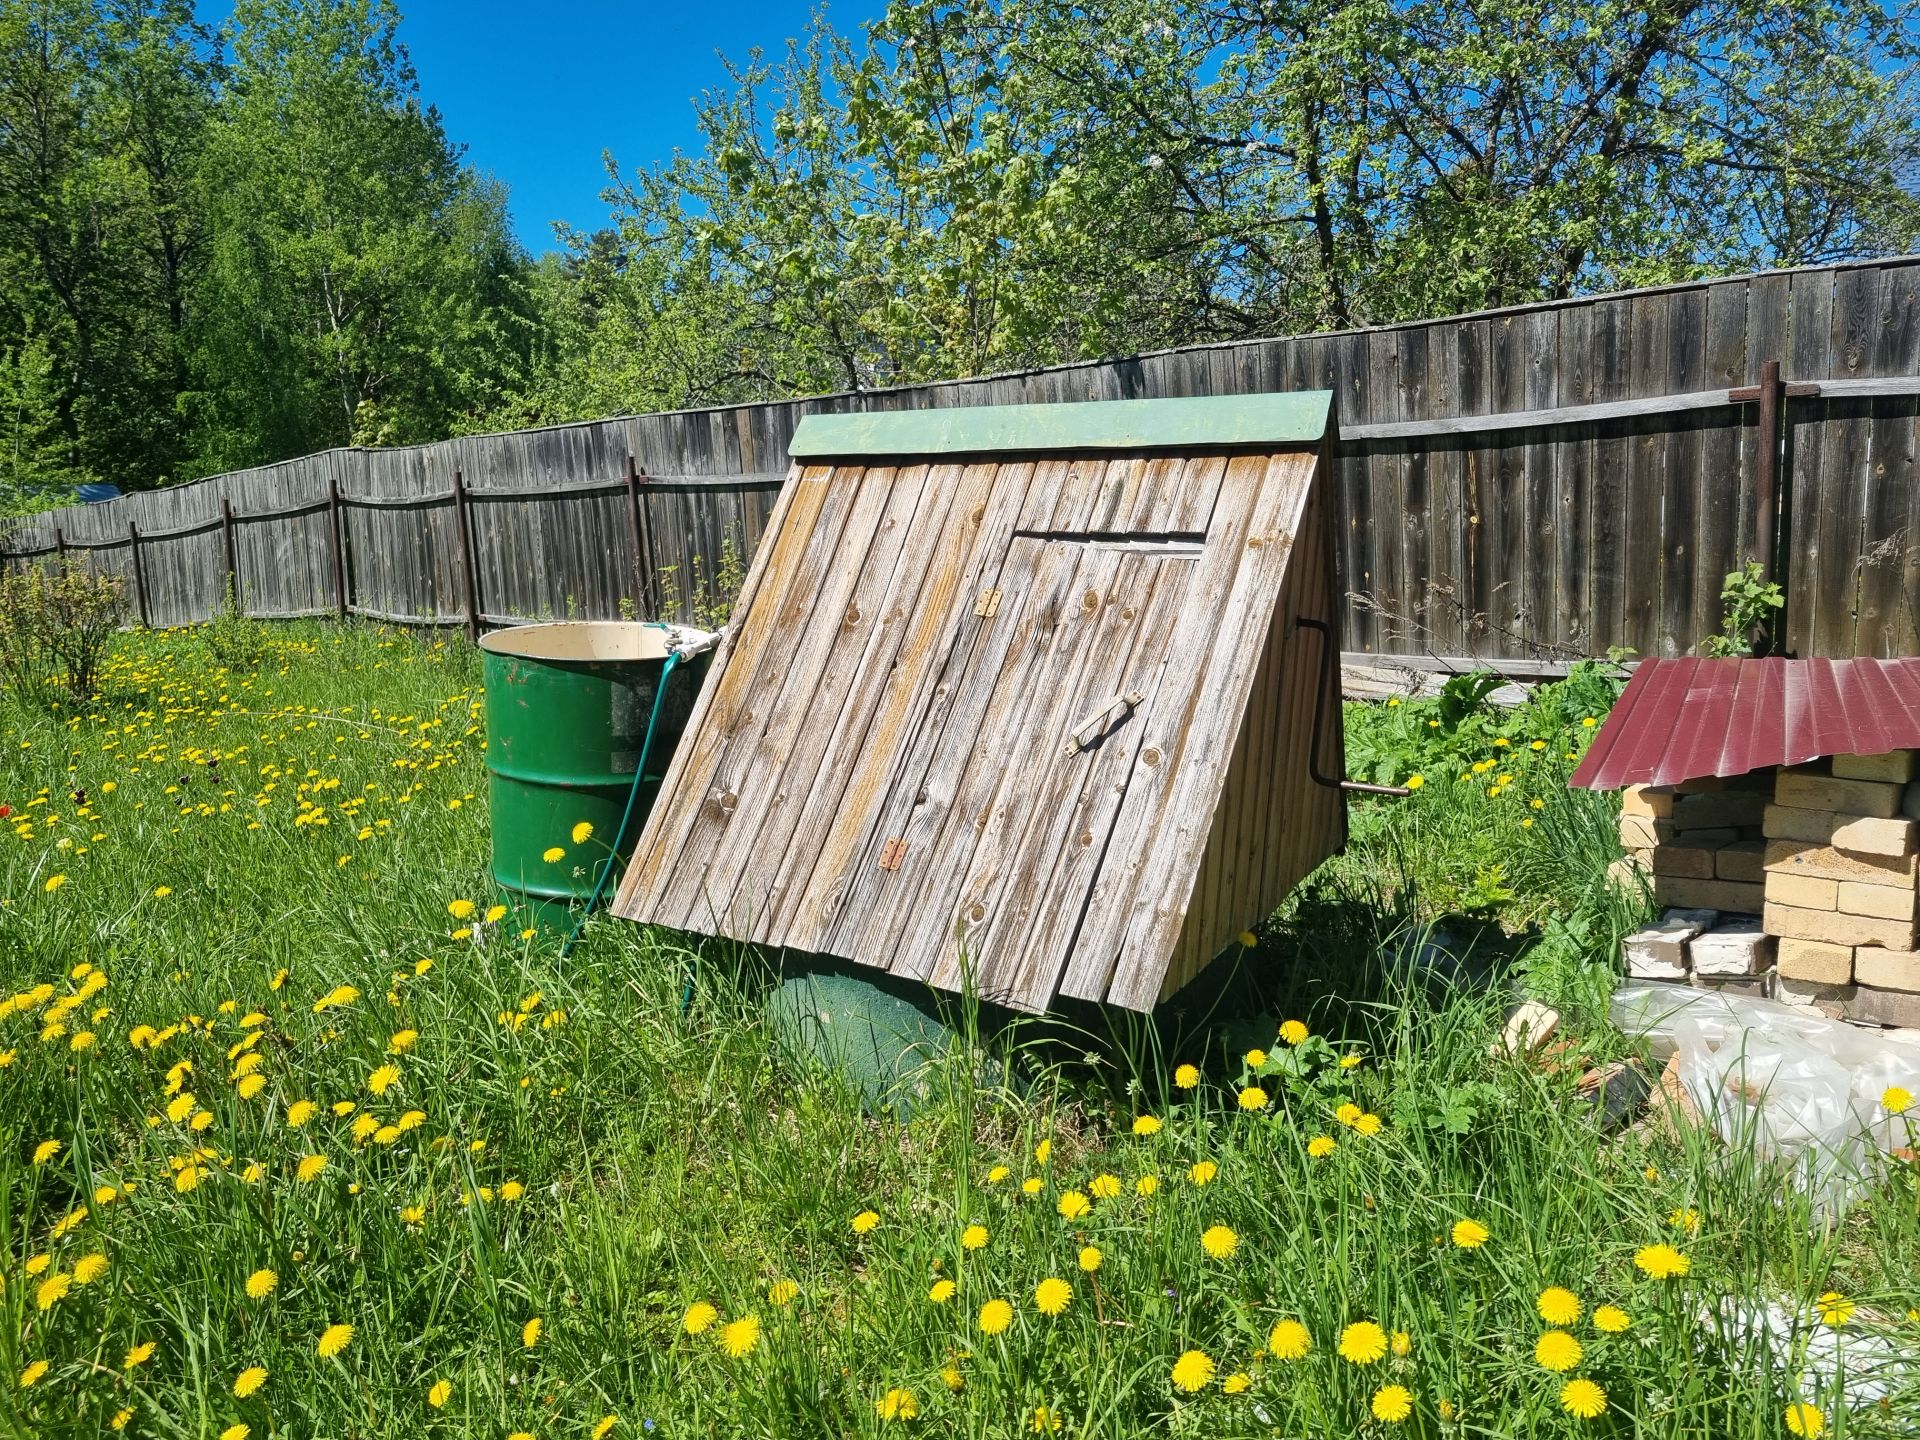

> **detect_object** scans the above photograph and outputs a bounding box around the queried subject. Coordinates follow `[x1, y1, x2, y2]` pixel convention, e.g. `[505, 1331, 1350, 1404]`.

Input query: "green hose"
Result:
[558, 626, 684, 961]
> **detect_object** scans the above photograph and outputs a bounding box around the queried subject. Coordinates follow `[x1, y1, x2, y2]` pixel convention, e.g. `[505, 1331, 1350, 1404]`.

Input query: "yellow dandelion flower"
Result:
[1173, 1063, 1200, 1088]
[1537, 1287, 1582, 1325]
[1201, 1225, 1238, 1259]
[1817, 1291, 1855, 1327]
[985, 1165, 1010, 1184]
[961, 1223, 989, 1250]
[112, 1407, 134, 1429]
[233, 1366, 267, 1398]
[1245, 1048, 1268, 1067]
[236, 1074, 266, 1100]
[1559, 1377, 1606, 1419]
[929, 1278, 957, 1303]
[1337, 1321, 1388, 1365]
[1340, 1052, 1365, 1069]
[296, 1154, 327, 1183]
[485, 904, 507, 924]
[286, 1099, 315, 1128]
[367, 1063, 401, 1095]
[1451, 1218, 1489, 1249]
[1354, 1112, 1382, 1135]
[1189, 1160, 1218, 1186]
[1884, 1084, 1913, 1114]
[522, 1317, 543, 1348]
[1535, 1330, 1583, 1372]
[1132, 1115, 1162, 1136]
[1237, 1086, 1269, 1110]
[123, 1342, 155, 1369]
[44, 874, 67, 892]
[682, 1301, 718, 1335]
[1308, 1134, 1337, 1158]
[1592, 1304, 1630, 1333]
[1392, 1330, 1412, 1357]
[446, 899, 475, 919]
[875, 1388, 919, 1421]
[1035, 1277, 1072, 1316]
[571, 821, 594, 844]
[316, 1323, 353, 1358]
[1057, 1190, 1090, 1220]
[978, 1298, 1013, 1335]
[1170, 1349, 1216, 1392]
[1371, 1385, 1413, 1423]
[1089, 1172, 1122, 1199]
[1033, 1138, 1051, 1164]
[1135, 1174, 1159, 1196]
[1238, 930, 1258, 947]
[19, 1359, 49, 1388]
[72, 1253, 108, 1285]
[1405, 774, 1426, 789]
[1021, 1177, 1043, 1195]
[219, 1425, 249, 1440]
[1222, 1372, 1251, 1395]
[1668, 1206, 1701, 1234]
[1633, 1244, 1690, 1279]
[35, 1273, 71, 1310]
[543, 846, 565, 863]
[1336, 1101, 1364, 1126]
[719, 1315, 760, 1357]
[246, 1268, 277, 1299]
[851, 1209, 880, 1234]
[31, 1139, 61, 1165]
[1269, 1318, 1311, 1359]
[1785, 1401, 1826, 1437]
[593, 1417, 617, 1439]
[1078, 1245, 1102, 1273]
[1279, 1019, 1309, 1046]
[940, 1365, 964, 1391]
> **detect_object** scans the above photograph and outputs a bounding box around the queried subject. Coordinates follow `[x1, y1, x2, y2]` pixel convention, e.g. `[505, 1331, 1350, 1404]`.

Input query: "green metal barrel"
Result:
[481, 622, 713, 927]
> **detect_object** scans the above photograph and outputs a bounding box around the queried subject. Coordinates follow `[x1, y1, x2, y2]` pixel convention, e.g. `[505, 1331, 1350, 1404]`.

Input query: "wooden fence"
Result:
[5, 255, 1919, 660]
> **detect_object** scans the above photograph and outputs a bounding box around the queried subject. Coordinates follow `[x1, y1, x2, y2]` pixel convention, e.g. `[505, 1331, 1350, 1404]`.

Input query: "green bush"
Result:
[0, 559, 126, 704]
[203, 578, 272, 672]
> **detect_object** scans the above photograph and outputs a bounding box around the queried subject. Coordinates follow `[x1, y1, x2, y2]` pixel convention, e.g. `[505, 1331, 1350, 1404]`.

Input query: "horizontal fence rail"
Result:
[5, 255, 1920, 660]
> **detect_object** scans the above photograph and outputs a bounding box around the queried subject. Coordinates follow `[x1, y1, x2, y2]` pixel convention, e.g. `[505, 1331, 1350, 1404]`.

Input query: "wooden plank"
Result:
[1860, 265, 1920, 656]
[1662, 286, 1708, 656]
[1813, 266, 1879, 656]
[1784, 268, 1836, 654]
[1623, 290, 1670, 654]
[1522, 308, 1558, 647]
[1060, 450, 1316, 1005]
[1556, 303, 1594, 650]
[1587, 299, 1630, 656]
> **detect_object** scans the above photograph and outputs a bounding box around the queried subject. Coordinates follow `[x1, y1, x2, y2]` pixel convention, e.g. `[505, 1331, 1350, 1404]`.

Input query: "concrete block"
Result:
[1764, 903, 1918, 951]
[1845, 985, 1920, 1028]
[1673, 791, 1768, 830]
[1620, 814, 1677, 849]
[1777, 973, 1857, 1017]
[1774, 770, 1905, 820]
[1623, 909, 1716, 980]
[1689, 917, 1774, 977]
[1715, 839, 1767, 882]
[1832, 750, 1917, 784]
[1776, 936, 1852, 984]
[1765, 872, 1838, 910]
[1851, 947, 1920, 992]
[1652, 841, 1724, 879]
[1837, 880, 1920, 923]
[1653, 876, 1764, 914]
[1763, 839, 1917, 886]
[1762, 805, 1916, 857]
[1905, 783, 1920, 823]
[1621, 785, 1675, 819]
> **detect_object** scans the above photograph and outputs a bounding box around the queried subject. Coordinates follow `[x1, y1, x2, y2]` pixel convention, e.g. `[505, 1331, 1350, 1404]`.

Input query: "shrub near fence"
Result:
[5, 256, 1919, 660]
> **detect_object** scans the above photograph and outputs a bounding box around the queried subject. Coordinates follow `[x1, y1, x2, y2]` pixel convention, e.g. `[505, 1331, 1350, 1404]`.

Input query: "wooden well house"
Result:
[612, 392, 1348, 1012]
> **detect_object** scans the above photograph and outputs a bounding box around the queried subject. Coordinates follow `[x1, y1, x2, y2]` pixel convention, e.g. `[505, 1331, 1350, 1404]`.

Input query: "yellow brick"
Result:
[1620, 814, 1675, 849]
[1764, 902, 1918, 950]
[1653, 876, 1765, 913]
[1715, 840, 1766, 883]
[1836, 881, 1918, 922]
[1852, 947, 1920, 991]
[1762, 804, 1916, 856]
[1775, 937, 1855, 985]
[1762, 839, 1917, 886]
[1652, 842, 1723, 880]
[1766, 873, 1837, 909]
[1774, 770, 1905, 819]
[1831, 750, 1917, 784]
[1620, 785, 1675, 819]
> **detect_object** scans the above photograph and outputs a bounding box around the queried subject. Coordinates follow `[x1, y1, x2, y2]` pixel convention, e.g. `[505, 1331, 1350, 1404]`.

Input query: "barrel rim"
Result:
[479, 620, 712, 664]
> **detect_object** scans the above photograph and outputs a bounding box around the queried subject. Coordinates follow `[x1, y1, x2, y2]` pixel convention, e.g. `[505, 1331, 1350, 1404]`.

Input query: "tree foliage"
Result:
[0, 0, 529, 500]
[509, 0, 1920, 419]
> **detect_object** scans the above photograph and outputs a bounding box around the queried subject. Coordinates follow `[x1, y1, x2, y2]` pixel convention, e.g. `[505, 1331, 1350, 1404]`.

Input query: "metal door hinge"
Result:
[973, 588, 1003, 618]
[878, 837, 908, 871]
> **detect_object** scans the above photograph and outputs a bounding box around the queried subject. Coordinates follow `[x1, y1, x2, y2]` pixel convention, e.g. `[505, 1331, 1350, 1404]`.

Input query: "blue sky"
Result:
[211, 1, 880, 254]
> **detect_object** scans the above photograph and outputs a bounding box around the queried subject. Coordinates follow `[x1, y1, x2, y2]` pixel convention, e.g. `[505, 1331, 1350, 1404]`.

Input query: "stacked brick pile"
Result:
[1616, 772, 1773, 913]
[1763, 752, 1920, 1027]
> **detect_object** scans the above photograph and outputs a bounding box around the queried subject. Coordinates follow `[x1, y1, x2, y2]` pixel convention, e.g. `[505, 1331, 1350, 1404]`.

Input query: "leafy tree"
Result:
[0, 324, 91, 514]
[511, 0, 1920, 419]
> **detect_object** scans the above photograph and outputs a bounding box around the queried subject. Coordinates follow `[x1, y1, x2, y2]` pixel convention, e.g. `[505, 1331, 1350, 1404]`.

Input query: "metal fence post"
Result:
[128, 521, 150, 627]
[327, 476, 349, 619]
[623, 454, 659, 617]
[451, 469, 480, 642]
[220, 497, 239, 611]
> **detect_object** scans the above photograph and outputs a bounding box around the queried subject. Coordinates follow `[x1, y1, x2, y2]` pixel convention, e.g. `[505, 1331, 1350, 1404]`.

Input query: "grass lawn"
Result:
[2, 624, 1917, 1438]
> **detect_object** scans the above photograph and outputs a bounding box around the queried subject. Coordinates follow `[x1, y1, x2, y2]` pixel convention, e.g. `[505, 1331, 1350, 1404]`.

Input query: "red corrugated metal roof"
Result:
[1569, 657, 1920, 790]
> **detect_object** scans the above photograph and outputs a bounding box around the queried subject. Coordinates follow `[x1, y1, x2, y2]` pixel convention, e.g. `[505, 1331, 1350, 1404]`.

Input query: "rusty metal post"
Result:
[326, 476, 349, 619]
[220, 496, 239, 609]
[623, 455, 659, 617]
[127, 521, 150, 628]
[451, 469, 480, 642]
[54, 526, 67, 566]
[1753, 358, 1783, 586]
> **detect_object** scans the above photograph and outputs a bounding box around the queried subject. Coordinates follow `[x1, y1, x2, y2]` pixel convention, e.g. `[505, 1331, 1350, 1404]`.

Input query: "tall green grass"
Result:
[1, 627, 1915, 1438]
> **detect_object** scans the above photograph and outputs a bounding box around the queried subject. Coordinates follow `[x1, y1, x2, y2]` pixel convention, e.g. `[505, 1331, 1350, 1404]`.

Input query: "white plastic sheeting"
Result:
[1612, 982, 1920, 1215]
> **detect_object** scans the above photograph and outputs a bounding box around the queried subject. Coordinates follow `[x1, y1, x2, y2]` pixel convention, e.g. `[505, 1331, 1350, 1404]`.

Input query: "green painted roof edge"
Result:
[788, 391, 1332, 459]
